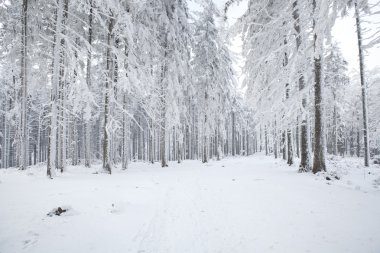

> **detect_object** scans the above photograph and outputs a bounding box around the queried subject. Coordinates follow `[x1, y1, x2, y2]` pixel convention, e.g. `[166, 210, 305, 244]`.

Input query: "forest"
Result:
[0, 0, 380, 252]
[0, 0, 379, 174]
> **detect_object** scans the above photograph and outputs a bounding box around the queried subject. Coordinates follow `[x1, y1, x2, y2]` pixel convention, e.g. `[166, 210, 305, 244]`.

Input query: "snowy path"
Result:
[1, 154, 380, 253]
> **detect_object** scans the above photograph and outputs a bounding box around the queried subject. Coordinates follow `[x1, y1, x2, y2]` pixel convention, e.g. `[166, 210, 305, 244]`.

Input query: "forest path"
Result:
[0, 154, 380, 253]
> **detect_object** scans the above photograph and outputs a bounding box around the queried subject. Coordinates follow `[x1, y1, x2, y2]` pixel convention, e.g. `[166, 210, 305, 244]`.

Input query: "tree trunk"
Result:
[177, 127, 182, 163]
[122, 93, 129, 170]
[149, 119, 154, 164]
[259, 124, 262, 153]
[2, 98, 8, 168]
[293, 0, 311, 172]
[246, 122, 249, 156]
[312, 56, 326, 173]
[232, 112, 236, 156]
[102, 14, 114, 174]
[202, 113, 208, 163]
[160, 76, 167, 167]
[355, 2, 370, 167]
[57, 0, 68, 173]
[274, 119, 278, 159]
[282, 131, 286, 160]
[296, 117, 300, 158]
[84, 0, 93, 168]
[350, 125, 355, 156]
[160, 83, 168, 167]
[287, 129, 293, 165]
[71, 116, 77, 165]
[47, 0, 65, 178]
[265, 125, 268, 155]
[312, 0, 326, 173]
[357, 128, 360, 157]
[20, 0, 28, 170]
[333, 96, 338, 156]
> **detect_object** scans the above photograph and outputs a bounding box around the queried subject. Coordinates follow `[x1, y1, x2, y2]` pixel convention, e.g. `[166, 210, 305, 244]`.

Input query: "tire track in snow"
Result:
[136, 174, 208, 253]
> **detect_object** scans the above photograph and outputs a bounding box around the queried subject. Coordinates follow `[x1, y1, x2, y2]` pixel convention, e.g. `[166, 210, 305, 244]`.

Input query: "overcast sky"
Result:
[193, 0, 380, 78]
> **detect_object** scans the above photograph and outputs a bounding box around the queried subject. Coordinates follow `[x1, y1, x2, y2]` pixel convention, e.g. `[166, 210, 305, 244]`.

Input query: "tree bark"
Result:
[160, 71, 168, 167]
[102, 14, 114, 174]
[287, 129, 293, 165]
[357, 128, 360, 157]
[265, 125, 268, 155]
[84, 0, 93, 168]
[232, 111, 236, 156]
[312, 0, 326, 173]
[293, 0, 311, 172]
[20, 0, 28, 170]
[355, 2, 370, 167]
[274, 119, 278, 159]
[282, 131, 286, 160]
[333, 93, 338, 156]
[312, 56, 326, 173]
[57, 0, 68, 173]
[47, 0, 65, 178]
[122, 93, 129, 170]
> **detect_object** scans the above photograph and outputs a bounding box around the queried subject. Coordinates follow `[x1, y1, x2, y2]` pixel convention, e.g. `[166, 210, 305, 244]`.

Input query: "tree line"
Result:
[0, 0, 256, 177]
[0, 0, 379, 177]
[227, 0, 380, 172]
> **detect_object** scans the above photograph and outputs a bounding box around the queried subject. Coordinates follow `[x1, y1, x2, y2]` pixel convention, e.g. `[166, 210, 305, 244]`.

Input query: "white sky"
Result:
[193, 0, 380, 79]
[332, 9, 380, 74]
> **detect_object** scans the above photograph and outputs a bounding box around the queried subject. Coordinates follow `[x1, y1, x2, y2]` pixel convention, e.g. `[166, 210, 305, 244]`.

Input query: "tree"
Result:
[102, 12, 114, 174]
[324, 43, 349, 156]
[192, 1, 235, 163]
[293, 0, 311, 172]
[84, 0, 94, 168]
[354, 1, 370, 166]
[47, 0, 67, 178]
[19, 0, 28, 170]
[312, 0, 329, 174]
[0, 0, 282, 171]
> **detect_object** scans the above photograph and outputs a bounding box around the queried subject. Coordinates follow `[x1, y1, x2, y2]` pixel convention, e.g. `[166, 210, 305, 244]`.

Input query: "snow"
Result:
[0, 154, 380, 253]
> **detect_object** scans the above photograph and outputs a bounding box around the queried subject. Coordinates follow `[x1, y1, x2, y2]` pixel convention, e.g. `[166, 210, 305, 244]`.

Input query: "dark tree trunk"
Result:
[84, 0, 93, 168]
[102, 14, 114, 174]
[149, 119, 154, 164]
[312, 56, 326, 173]
[122, 94, 128, 170]
[287, 129, 293, 165]
[357, 129, 360, 157]
[274, 119, 278, 159]
[232, 112, 236, 156]
[20, 0, 28, 170]
[160, 79, 167, 167]
[355, 3, 370, 166]
[48, 0, 65, 178]
[282, 131, 286, 160]
[312, 0, 326, 173]
[296, 117, 300, 158]
[265, 125, 268, 155]
[293, 0, 311, 172]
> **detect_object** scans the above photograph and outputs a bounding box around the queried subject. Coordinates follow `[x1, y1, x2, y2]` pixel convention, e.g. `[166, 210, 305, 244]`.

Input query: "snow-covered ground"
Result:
[0, 154, 380, 253]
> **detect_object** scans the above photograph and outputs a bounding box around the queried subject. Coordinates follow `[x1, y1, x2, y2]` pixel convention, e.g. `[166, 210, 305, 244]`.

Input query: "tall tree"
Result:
[354, 1, 370, 166]
[293, 0, 311, 172]
[19, 0, 28, 170]
[312, 0, 328, 173]
[47, 0, 66, 178]
[84, 0, 94, 168]
[102, 12, 114, 174]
